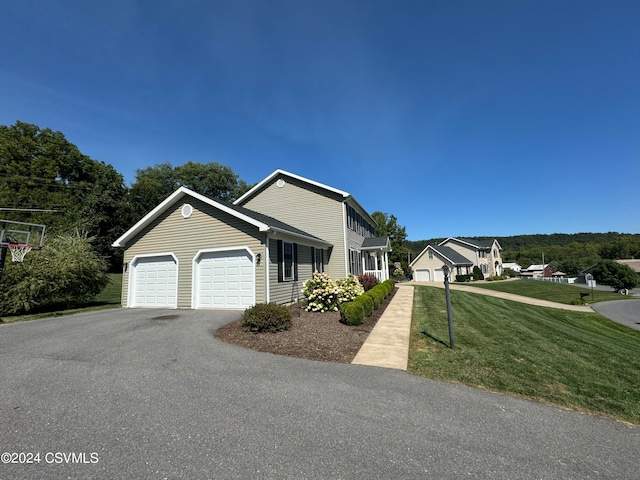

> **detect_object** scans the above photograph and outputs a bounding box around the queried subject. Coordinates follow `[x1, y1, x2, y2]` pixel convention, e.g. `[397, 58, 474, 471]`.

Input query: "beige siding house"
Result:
[235, 170, 391, 283]
[113, 170, 390, 309]
[410, 237, 502, 282]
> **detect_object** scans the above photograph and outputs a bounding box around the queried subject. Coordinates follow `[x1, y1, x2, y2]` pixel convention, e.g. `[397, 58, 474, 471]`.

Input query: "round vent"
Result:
[181, 203, 193, 218]
[276, 179, 285, 188]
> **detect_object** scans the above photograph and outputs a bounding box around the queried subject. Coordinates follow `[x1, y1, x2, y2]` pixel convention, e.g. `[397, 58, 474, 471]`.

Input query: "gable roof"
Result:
[362, 236, 391, 250]
[439, 237, 502, 250]
[234, 169, 377, 225]
[410, 244, 473, 267]
[112, 186, 331, 248]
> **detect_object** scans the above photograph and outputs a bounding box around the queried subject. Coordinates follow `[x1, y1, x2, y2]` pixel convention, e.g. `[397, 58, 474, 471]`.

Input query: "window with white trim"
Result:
[283, 242, 294, 281]
[313, 247, 324, 273]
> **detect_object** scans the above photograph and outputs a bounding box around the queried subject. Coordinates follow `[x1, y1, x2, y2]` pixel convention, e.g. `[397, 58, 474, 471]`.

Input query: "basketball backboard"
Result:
[0, 219, 46, 249]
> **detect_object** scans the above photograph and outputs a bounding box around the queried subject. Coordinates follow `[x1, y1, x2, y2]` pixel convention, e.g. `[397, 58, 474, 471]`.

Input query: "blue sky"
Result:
[1, 1, 639, 241]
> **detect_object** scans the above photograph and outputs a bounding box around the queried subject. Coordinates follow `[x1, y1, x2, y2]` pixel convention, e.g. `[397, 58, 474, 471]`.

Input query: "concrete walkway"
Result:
[352, 280, 595, 371]
[352, 283, 414, 370]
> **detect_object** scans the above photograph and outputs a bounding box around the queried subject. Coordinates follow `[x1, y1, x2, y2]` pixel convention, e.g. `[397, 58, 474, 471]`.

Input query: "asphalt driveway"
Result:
[1, 309, 638, 479]
[592, 299, 640, 331]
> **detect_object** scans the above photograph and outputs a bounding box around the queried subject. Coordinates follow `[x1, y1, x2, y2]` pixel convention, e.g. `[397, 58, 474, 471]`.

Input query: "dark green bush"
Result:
[570, 298, 586, 305]
[381, 279, 395, 295]
[473, 266, 484, 281]
[456, 274, 472, 282]
[241, 303, 292, 333]
[339, 301, 365, 326]
[367, 289, 383, 309]
[358, 294, 374, 317]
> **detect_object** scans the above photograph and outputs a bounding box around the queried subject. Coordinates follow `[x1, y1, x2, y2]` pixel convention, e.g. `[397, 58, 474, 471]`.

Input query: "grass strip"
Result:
[466, 278, 631, 304]
[408, 286, 640, 424]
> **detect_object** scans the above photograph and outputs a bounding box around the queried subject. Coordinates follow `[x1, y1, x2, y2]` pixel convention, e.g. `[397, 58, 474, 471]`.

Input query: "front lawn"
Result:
[467, 278, 630, 304]
[0, 273, 122, 323]
[409, 286, 640, 424]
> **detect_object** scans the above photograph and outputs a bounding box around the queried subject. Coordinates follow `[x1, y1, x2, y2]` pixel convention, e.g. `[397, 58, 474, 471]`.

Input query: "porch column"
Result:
[382, 251, 389, 281]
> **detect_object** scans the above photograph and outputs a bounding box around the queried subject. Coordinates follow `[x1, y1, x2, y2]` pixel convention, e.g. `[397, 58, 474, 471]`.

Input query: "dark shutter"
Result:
[277, 240, 283, 282]
[294, 243, 298, 281]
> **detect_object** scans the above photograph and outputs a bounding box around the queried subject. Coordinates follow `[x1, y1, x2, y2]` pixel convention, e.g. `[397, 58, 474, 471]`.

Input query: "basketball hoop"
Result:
[8, 244, 32, 263]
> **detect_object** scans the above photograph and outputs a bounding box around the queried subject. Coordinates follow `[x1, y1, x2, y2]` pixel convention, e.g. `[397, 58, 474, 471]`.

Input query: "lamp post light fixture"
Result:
[442, 264, 455, 349]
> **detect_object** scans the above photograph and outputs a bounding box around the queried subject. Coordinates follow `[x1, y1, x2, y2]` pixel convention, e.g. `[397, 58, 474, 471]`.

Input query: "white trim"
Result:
[191, 246, 256, 309]
[342, 202, 349, 278]
[234, 169, 350, 205]
[112, 187, 270, 248]
[128, 252, 179, 308]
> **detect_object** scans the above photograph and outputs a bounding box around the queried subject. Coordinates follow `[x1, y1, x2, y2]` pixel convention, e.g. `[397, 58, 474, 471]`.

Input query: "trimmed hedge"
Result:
[242, 303, 292, 333]
[340, 279, 396, 325]
[340, 301, 365, 326]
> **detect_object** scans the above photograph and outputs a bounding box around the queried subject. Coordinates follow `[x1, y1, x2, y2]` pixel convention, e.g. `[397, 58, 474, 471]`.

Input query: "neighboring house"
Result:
[409, 244, 473, 281]
[112, 170, 390, 309]
[409, 237, 502, 281]
[519, 264, 554, 278]
[502, 262, 522, 272]
[616, 259, 640, 275]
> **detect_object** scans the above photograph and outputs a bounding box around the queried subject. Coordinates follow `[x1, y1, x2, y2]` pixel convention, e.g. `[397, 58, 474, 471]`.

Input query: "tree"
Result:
[127, 161, 251, 223]
[0, 121, 129, 269]
[0, 232, 110, 316]
[371, 211, 410, 275]
[591, 260, 638, 292]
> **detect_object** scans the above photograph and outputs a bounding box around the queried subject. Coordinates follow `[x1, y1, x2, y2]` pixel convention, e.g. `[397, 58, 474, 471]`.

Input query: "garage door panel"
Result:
[196, 250, 254, 309]
[415, 269, 430, 282]
[132, 256, 177, 308]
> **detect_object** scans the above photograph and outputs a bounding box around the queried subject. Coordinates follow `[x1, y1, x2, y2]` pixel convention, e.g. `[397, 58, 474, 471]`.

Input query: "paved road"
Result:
[592, 299, 640, 331]
[1, 309, 638, 479]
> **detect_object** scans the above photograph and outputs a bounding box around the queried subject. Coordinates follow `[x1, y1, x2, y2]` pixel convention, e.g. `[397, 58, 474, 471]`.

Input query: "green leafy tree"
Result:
[591, 260, 638, 291]
[0, 232, 110, 316]
[127, 161, 251, 223]
[0, 121, 128, 269]
[372, 211, 410, 275]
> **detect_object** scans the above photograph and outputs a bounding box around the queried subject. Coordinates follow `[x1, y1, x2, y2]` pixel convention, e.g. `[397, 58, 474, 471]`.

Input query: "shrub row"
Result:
[339, 279, 395, 326]
[486, 275, 509, 281]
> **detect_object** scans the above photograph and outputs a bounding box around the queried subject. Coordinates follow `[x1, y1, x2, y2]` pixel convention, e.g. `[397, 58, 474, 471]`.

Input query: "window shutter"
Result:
[294, 243, 298, 281]
[277, 240, 283, 282]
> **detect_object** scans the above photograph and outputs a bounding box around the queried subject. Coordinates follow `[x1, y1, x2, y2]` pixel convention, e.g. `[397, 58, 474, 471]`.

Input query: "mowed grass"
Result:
[467, 278, 629, 304]
[408, 286, 640, 424]
[1, 273, 122, 323]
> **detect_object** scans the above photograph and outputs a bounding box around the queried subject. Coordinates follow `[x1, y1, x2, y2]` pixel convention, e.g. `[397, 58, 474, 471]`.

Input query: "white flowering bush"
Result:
[302, 272, 364, 312]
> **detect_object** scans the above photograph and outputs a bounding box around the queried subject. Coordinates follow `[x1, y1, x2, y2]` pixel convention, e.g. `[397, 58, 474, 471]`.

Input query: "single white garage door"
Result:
[414, 269, 431, 281]
[132, 255, 178, 308]
[433, 268, 445, 282]
[195, 250, 254, 309]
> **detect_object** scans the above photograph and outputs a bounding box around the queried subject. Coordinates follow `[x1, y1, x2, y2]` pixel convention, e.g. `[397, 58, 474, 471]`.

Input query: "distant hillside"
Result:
[406, 232, 634, 253]
[405, 232, 640, 275]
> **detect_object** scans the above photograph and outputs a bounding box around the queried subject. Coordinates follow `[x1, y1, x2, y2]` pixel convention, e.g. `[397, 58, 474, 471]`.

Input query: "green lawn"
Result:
[1, 273, 122, 323]
[465, 278, 629, 304]
[409, 286, 640, 424]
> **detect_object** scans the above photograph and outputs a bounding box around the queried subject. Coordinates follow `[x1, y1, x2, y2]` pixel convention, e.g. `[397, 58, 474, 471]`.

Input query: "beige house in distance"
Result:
[112, 170, 390, 309]
[410, 237, 503, 282]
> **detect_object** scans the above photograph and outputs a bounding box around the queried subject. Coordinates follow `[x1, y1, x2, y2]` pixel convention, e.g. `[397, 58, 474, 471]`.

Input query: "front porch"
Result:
[361, 236, 391, 282]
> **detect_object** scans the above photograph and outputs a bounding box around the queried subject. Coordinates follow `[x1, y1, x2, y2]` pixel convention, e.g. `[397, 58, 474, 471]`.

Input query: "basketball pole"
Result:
[0, 245, 7, 287]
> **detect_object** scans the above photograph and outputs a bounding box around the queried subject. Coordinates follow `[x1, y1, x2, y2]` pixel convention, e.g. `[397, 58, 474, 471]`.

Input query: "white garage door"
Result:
[414, 269, 431, 281]
[196, 250, 254, 309]
[132, 255, 178, 308]
[433, 268, 445, 282]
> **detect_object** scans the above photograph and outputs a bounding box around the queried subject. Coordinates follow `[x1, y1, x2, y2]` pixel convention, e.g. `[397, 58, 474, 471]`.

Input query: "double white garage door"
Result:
[131, 250, 254, 309]
[414, 268, 445, 282]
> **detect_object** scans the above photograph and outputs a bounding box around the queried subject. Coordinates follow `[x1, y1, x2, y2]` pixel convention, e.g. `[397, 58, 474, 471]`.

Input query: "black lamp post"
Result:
[442, 264, 454, 349]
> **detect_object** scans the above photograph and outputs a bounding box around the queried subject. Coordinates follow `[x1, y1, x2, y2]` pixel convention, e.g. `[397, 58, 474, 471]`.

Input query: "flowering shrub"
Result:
[302, 272, 364, 312]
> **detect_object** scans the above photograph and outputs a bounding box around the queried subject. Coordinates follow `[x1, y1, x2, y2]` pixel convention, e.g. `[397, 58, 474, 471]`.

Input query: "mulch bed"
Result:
[214, 288, 398, 363]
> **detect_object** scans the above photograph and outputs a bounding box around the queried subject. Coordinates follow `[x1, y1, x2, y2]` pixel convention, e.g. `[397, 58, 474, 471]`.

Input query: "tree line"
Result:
[0, 121, 252, 271]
